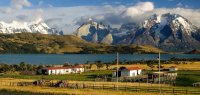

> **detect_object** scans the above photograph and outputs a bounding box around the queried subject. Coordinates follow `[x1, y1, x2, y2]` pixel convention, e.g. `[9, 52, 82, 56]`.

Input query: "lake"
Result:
[0, 54, 200, 64]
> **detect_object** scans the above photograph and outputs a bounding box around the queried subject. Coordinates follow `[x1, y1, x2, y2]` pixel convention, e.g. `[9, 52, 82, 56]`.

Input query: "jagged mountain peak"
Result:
[76, 19, 113, 44]
[123, 13, 200, 52]
[142, 13, 197, 35]
[74, 13, 200, 52]
[0, 19, 63, 35]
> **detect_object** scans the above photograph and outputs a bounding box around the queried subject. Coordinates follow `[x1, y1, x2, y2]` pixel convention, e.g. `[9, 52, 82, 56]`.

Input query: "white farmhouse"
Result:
[121, 67, 142, 77]
[113, 67, 142, 77]
[42, 66, 84, 75]
[169, 66, 178, 71]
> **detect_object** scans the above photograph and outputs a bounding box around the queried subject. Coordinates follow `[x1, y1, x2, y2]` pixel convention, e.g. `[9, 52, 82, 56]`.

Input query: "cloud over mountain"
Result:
[76, 2, 200, 29]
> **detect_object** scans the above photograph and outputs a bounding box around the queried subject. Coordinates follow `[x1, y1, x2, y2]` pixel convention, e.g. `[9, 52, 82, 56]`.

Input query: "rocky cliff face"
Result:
[120, 13, 200, 52]
[76, 18, 113, 44]
[76, 13, 200, 52]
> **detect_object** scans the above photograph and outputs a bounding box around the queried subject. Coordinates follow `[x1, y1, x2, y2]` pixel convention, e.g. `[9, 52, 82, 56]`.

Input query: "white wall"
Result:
[47, 68, 72, 75]
[169, 68, 178, 71]
[121, 69, 142, 77]
[138, 69, 142, 75]
[47, 68, 84, 75]
[129, 70, 137, 77]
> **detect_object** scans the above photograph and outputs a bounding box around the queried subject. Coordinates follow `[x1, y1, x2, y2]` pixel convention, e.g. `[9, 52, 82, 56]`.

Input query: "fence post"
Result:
[136, 86, 138, 92]
[173, 88, 174, 94]
[186, 89, 187, 95]
[93, 84, 94, 89]
[103, 84, 104, 89]
[114, 84, 115, 90]
[125, 85, 127, 91]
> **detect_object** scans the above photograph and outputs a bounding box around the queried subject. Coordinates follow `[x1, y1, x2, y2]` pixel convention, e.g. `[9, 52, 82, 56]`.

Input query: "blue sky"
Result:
[0, 0, 199, 8]
[0, 0, 199, 34]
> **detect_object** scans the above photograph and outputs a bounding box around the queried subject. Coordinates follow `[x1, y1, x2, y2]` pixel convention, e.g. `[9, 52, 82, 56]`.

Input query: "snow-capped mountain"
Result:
[0, 19, 63, 35]
[76, 18, 113, 44]
[122, 13, 200, 52]
[74, 13, 200, 52]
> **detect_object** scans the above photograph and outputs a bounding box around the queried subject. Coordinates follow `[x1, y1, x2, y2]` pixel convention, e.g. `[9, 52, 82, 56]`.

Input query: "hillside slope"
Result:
[0, 33, 163, 54]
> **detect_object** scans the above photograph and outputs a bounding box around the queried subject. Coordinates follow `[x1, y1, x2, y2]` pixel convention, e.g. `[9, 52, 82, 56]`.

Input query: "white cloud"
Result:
[11, 0, 31, 9]
[76, 2, 200, 29]
[123, 2, 154, 17]
[1, 0, 32, 14]
[75, 2, 155, 27]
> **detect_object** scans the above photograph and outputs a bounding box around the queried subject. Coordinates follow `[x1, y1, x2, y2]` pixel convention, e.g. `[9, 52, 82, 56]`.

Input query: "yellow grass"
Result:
[0, 78, 170, 87]
[166, 61, 200, 70]
[0, 78, 172, 95]
[0, 85, 170, 95]
[94, 61, 200, 70]
[0, 78, 34, 82]
[69, 81, 170, 87]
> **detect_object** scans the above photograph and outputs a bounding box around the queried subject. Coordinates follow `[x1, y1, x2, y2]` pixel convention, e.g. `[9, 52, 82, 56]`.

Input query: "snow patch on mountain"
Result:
[0, 19, 63, 35]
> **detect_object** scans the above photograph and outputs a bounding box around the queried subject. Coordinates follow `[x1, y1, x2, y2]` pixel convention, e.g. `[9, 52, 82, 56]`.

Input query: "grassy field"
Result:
[0, 79, 199, 95]
[107, 61, 200, 70]
[0, 70, 112, 81]
[0, 70, 199, 95]
[176, 70, 200, 86]
[0, 85, 173, 95]
[0, 70, 200, 87]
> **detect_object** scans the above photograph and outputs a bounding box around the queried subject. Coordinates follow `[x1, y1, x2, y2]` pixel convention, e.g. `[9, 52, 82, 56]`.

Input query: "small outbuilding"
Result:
[169, 66, 178, 71]
[113, 67, 142, 77]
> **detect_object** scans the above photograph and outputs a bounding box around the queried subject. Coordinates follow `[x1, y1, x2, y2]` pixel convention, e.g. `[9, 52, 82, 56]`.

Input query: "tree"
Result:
[95, 60, 103, 70]
[105, 63, 111, 70]
[26, 64, 34, 71]
[63, 62, 71, 67]
[89, 64, 93, 70]
[12, 64, 20, 71]
[0, 64, 10, 73]
[147, 63, 154, 70]
[74, 63, 79, 66]
[19, 62, 27, 71]
[37, 65, 44, 70]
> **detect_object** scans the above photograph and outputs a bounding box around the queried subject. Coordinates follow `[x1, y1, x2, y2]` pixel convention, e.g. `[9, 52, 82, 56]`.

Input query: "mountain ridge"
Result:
[0, 19, 63, 35]
[0, 13, 199, 53]
[76, 13, 200, 52]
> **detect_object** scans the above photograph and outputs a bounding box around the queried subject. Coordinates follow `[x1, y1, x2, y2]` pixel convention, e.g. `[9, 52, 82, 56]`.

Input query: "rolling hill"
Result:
[0, 33, 163, 54]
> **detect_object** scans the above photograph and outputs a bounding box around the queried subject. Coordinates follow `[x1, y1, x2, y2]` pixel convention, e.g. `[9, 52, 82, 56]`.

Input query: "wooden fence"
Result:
[0, 81, 200, 94]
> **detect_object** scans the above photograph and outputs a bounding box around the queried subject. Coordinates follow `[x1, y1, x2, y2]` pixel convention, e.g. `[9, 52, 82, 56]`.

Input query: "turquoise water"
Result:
[0, 54, 200, 64]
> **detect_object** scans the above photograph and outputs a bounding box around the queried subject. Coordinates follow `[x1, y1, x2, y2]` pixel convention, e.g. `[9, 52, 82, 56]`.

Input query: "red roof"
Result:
[43, 66, 83, 70]
[169, 66, 177, 68]
[126, 67, 141, 70]
[119, 67, 141, 71]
